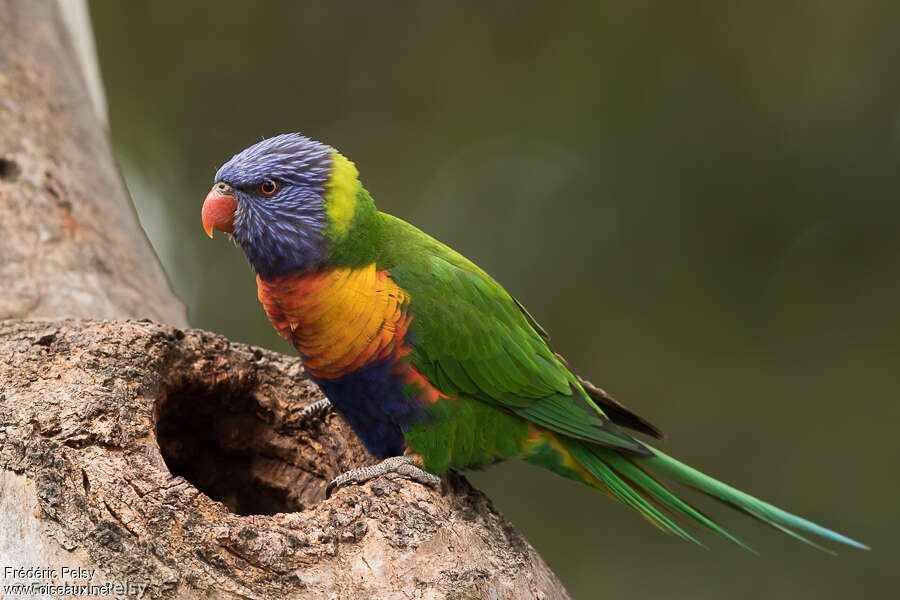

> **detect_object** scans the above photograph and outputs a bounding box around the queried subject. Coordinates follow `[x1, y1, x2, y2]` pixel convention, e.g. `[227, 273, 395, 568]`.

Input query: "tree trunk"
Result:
[0, 1, 571, 598]
[0, 0, 186, 325]
[0, 319, 567, 599]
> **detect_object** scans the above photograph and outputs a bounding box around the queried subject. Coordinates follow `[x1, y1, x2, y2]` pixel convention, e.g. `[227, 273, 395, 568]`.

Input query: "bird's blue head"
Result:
[202, 133, 354, 279]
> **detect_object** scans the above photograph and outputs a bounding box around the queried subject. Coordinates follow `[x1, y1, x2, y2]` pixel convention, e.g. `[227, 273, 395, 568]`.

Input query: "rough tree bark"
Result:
[0, 320, 567, 599]
[0, 1, 571, 598]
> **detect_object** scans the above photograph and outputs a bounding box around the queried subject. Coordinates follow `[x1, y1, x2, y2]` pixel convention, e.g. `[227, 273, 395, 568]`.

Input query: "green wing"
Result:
[374, 216, 868, 552]
[377, 214, 649, 455]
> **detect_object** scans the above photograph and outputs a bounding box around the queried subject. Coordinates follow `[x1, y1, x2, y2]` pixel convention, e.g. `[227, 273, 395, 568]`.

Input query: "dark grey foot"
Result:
[326, 455, 442, 498]
[298, 398, 332, 423]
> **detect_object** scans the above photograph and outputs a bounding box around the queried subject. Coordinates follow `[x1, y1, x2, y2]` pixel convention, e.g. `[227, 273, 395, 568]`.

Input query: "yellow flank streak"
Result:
[324, 151, 361, 239]
[523, 426, 617, 501]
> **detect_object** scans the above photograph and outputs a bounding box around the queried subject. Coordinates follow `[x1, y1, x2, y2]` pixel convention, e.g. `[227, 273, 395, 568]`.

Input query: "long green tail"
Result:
[559, 437, 868, 552]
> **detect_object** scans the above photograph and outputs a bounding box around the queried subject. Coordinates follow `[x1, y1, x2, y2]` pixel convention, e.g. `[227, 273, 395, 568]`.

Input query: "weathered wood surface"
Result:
[0, 319, 570, 599]
[0, 0, 187, 325]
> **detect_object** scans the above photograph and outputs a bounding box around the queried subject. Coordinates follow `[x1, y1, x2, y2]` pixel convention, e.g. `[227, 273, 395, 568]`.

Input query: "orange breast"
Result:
[257, 265, 412, 379]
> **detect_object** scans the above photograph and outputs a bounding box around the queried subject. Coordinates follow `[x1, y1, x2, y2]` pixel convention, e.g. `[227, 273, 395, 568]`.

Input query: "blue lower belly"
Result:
[310, 360, 420, 458]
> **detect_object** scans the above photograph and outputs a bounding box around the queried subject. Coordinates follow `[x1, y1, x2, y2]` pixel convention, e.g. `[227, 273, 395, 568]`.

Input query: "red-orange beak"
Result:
[201, 183, 237, 238]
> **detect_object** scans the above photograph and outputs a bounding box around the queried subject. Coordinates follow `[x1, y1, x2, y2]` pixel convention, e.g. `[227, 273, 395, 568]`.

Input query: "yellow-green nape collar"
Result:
[324, 151, 360, 239]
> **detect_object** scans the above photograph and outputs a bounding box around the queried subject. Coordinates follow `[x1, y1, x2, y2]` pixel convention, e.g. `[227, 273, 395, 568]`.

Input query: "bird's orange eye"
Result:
[260, 179, 278, 195]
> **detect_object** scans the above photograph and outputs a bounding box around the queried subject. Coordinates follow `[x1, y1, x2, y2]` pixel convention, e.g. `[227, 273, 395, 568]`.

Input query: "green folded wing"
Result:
[377, 214, 648, 455]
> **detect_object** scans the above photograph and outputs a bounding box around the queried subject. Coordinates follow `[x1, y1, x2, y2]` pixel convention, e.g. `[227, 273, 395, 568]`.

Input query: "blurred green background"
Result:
[90, 1, 897, 597]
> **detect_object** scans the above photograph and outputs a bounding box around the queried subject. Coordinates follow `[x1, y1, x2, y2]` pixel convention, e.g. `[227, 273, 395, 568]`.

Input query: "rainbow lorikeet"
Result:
[201, 133, 865, 551]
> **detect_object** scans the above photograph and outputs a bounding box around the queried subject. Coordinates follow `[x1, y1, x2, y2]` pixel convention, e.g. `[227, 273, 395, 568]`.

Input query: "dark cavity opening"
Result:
[156, 379, 330, 515]
[0, 157, 20, 181]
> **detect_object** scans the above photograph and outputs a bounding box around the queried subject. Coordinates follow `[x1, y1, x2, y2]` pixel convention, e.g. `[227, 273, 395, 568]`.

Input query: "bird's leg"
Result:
[326, 454, 442, 498]
[297, 398, 333, 423]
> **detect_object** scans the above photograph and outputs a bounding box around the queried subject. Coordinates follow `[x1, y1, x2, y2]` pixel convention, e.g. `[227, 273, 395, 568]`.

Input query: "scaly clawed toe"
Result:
[297, 398, 333, 423]
[326, 455, 442, 498]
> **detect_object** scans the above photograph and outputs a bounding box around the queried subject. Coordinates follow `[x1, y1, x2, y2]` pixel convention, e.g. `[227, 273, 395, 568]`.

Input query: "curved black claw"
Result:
[326, 455, 442, 498]
[297, 398, 333, 423]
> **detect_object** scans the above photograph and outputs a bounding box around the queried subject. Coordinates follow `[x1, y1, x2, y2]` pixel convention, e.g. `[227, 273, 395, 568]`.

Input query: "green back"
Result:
[373, 212, 647, 456]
